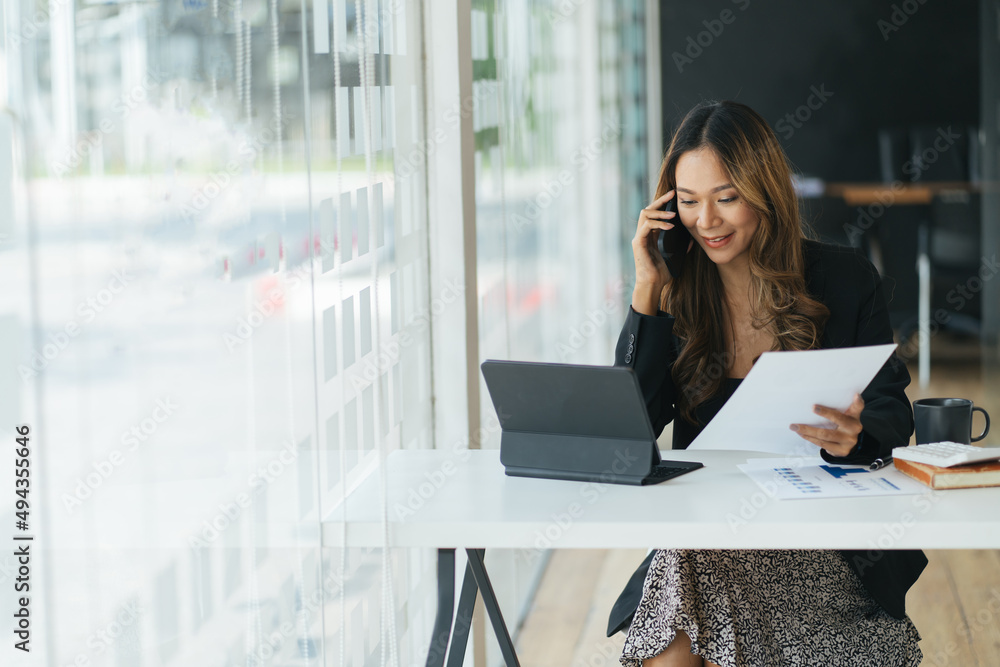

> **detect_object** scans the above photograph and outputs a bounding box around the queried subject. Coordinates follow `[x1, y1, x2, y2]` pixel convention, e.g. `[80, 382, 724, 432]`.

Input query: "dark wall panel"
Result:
[658, 0, 980, 181]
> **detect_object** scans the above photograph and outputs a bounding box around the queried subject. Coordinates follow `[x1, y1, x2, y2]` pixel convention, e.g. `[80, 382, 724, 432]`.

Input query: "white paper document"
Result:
[738, 457, 927, 499]
[688, 343, 897, 456]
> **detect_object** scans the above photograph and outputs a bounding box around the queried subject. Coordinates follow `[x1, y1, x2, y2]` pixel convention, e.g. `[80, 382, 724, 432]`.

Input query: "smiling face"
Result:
[674, 147, 761, 267]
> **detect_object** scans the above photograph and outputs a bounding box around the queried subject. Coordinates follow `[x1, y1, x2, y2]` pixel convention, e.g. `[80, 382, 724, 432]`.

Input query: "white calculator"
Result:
[892, 442, 1000, 468]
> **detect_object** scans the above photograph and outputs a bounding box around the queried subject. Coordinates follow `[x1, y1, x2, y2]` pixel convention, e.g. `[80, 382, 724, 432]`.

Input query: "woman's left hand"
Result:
[789, 393, 865, 457]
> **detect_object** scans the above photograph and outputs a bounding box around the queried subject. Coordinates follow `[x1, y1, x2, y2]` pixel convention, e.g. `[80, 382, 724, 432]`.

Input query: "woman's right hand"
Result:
[631, 190, 679, 314]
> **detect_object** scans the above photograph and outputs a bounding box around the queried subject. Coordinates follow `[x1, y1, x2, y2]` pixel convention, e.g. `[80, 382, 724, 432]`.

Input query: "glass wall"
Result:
[0, 0, 436, 664]
[0, 0, 653, 665]
[469, 0, 651, 660]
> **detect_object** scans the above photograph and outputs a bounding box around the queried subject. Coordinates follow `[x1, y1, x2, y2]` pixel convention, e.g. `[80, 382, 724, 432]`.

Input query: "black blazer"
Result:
[606, 239, 928, 637]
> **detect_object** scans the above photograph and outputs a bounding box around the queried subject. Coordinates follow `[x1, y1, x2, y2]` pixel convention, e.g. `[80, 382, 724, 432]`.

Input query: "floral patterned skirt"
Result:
[619, 549, 922, 667]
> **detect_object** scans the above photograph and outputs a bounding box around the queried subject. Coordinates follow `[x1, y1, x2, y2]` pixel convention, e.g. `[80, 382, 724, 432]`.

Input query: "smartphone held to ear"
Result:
[656, 196, 690, 279]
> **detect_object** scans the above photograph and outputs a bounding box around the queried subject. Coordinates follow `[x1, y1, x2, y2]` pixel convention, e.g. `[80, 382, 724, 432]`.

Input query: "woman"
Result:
[612, 100, 926, 666]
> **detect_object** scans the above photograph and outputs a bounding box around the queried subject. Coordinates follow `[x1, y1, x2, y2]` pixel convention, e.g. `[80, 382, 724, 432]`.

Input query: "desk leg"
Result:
[426, 549, 456, 667]
[466, 548, 521, 667]
[427, 548, 521, 667]
[445, 560, 479, 667]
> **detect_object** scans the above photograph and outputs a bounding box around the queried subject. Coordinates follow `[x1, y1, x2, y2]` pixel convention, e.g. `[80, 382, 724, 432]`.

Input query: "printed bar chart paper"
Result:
[738, 457, 927, 499]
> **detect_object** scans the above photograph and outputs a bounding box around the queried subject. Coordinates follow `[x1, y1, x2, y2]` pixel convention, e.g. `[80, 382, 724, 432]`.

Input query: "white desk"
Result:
[322, 449, 1000, 549]
[320, 449, 1000, 666]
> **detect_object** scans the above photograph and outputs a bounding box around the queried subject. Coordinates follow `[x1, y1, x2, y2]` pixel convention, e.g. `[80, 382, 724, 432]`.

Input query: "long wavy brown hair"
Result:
[655, 100, 830, 424]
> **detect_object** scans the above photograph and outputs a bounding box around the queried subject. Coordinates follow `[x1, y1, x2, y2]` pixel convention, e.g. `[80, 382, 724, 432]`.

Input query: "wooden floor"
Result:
[515, 338, 1000, 666]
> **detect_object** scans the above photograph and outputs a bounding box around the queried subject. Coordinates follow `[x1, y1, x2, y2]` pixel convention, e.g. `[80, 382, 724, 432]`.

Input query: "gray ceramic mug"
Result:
[913, 398, 990, 445]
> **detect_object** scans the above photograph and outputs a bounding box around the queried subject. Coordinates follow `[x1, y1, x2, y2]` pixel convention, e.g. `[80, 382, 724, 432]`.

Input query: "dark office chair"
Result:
[873, 126, 922, 332]
[878, 127, 911, 182]
[910, 125, 980, 386]
[873, 206, 921, 330]
[911, 191, 982, 378]
[874, 125, 982, 386]
[907, 124, 972, 183]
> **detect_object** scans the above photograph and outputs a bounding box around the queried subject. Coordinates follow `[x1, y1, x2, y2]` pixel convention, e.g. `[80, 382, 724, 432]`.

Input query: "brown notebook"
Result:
[894, 458, 1000, 489]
